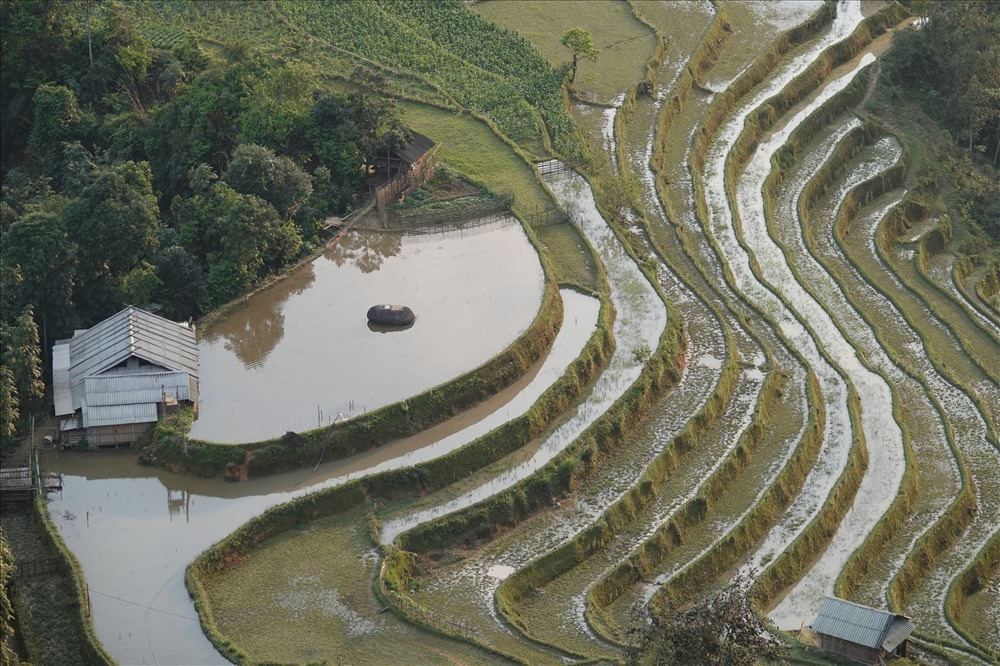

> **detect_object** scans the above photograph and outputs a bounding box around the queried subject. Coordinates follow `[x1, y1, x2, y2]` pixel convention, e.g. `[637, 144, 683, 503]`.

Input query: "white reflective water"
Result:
[45, 285, 600, 665]
[381, 165, 668, 545]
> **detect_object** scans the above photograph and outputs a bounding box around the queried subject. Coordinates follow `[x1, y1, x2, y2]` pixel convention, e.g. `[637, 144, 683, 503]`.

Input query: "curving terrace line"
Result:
[381, 165, 668, 547]
[689, 0, 864, 604]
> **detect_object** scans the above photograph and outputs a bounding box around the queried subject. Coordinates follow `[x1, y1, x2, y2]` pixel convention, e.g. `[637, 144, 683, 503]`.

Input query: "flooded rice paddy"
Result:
[191, 217, 544, 442]
[380, 164, 668, 545]
[35, 1, 1000, 662]
[44, 274, 596, 665]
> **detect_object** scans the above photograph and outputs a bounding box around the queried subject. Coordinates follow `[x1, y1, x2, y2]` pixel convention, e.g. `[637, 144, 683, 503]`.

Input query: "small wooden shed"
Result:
[373, 131, 435, 180]
[809, 597, 914, 665]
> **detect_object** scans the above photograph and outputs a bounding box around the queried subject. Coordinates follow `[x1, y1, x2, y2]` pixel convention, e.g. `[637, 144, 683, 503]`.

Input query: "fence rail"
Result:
[15, 557, 62, 581]
[535, 159, 573, 181]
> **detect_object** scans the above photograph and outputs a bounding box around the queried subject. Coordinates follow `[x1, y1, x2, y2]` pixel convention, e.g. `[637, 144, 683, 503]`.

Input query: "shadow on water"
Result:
[42, 288, 600, 666]
[190, 217, 545, 443]
[201, 264, 317, 369]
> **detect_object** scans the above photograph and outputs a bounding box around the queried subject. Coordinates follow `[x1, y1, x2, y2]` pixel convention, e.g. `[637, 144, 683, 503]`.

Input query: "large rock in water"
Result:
[367, 304, 415, 326]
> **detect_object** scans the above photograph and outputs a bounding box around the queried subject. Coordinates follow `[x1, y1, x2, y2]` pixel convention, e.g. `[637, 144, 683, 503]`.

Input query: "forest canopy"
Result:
[0, 0, 408, 334]
[883, 0, 1000, 242]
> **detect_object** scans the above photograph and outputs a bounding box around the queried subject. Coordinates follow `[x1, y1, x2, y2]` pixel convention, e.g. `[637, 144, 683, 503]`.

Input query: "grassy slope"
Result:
[473, 0, 656, 105]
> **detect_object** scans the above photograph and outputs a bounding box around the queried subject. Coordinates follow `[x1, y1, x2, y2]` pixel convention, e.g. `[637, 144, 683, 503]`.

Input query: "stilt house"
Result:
[51, 307, 198, 449]
[809, 596, 915, 665]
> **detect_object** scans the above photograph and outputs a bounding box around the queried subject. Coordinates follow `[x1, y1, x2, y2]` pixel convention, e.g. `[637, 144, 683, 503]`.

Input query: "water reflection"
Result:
[325, 228, 403, 273]
[368, 321, 415, 333]
[44, 289, 600, 666]
[191, 217, 545, 443]
[201, 265, 316, 369]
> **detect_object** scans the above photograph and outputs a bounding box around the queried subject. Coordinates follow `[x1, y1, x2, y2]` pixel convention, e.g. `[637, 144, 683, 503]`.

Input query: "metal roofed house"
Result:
[51, 306, 198, 449]
[808, 596, 915, 665]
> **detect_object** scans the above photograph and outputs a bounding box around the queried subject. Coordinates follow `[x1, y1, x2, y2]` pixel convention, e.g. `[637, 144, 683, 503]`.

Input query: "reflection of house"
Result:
[52, 307, 198, 449]
[808, 597, 914, 665]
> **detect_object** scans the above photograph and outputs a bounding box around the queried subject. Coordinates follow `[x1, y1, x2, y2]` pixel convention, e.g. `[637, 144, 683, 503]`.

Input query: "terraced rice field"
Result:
[52, 1, 999, 664]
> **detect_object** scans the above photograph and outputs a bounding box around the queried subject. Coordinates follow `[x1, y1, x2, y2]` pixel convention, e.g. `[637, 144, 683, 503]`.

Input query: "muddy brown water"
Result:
[190, 216, 544, 443]
[43, 286, 599, 666]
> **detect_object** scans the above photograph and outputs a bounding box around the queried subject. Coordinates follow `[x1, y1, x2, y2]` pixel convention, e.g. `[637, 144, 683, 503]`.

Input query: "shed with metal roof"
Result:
[809, 596, 914, 665]
[51, 307, 198, 449]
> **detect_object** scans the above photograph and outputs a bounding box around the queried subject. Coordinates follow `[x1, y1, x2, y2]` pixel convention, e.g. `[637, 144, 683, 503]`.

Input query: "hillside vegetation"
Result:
[3, 1, 999, 664]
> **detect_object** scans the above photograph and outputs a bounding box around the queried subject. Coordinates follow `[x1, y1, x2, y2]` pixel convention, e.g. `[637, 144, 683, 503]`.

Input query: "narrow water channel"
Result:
[45, 266, 593, 662]
[733, 53, 905, 629]
[380, 165, 668, 546]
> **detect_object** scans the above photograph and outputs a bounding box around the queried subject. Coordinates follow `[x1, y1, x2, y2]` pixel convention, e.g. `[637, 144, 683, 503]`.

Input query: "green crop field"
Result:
[16, 2, 998, 665]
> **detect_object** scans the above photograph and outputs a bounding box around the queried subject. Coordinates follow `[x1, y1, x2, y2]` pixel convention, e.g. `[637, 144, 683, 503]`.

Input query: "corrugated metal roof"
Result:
[810, 597, 912, 650]
[83, 402, 158, 428]
[84, 372, 190, 407]
[395, 131, 435, 164]
[62, 307, 198, 414]
[52, 342, 73, 416]
[69, 307, 198, 389]
[881, 616, 916, 652]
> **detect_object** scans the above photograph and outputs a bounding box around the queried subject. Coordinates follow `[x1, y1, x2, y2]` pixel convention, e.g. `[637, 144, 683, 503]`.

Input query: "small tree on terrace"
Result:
[625, 570, 783, 665]
[561, 28, 599, 85]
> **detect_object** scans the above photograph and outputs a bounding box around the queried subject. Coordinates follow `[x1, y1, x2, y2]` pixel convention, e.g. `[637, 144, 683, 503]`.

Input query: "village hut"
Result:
[51, 306, 199, 449]
[808, 596, 915, 665]
[372, 131, 436, 182]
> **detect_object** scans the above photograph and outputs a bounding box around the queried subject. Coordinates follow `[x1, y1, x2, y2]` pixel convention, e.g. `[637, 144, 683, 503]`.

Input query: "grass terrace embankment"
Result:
[40, 2, 1000, 663]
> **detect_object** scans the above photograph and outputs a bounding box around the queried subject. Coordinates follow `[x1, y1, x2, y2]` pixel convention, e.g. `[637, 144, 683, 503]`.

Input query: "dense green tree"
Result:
[147, 63, 252, 202]
[58, 141, 100, 197]
[0, 210, 76, 340]
[240, 62, 317, 157]
[77, 1, 153, 116]
[178, 182, 300, 308]
[561, 28, 599, 85]
[64, 160, 160, 277]
[1, 0, 412, 327]
[0, 307, 45, 411]
[308, 93, 364, 211]
[885, 2, 1000, 155]
[221, 143, 313, 218]
[0, 366, 19, 446]
[27, 84, 82, 174]
[0, 0, 78, 174]
[153, 245, 206, 320]
[0, 528, 20, 664]
[347, 92, 410, 169]
[63, 160, 161, 321]
[0, 169, 55, 216]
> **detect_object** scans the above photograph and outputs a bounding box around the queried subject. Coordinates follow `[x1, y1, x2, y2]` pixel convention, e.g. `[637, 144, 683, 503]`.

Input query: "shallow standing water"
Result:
[43, 287, 601, 666]
[190, 217, 544, 442]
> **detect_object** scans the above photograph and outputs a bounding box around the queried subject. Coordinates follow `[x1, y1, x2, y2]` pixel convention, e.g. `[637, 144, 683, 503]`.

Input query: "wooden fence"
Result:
[15, 557, 62, 581]
[375, 150, 440, 226]
[535, 159, 573, 181]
